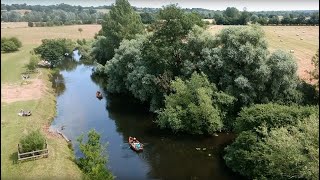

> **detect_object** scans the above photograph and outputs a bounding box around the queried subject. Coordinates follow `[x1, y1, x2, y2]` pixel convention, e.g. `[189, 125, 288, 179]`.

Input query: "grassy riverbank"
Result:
[1, 43, 83, 179]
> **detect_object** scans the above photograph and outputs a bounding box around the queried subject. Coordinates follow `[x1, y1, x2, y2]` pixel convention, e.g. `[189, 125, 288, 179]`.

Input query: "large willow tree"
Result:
[93, 0, 144, 65]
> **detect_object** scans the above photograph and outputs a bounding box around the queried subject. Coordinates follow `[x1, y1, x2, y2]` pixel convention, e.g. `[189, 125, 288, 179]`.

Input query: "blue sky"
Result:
[2, 0, 319, 11]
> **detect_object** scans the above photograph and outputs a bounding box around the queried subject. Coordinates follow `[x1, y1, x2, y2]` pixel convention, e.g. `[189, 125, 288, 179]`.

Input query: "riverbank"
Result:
[1, 46, 83, 179]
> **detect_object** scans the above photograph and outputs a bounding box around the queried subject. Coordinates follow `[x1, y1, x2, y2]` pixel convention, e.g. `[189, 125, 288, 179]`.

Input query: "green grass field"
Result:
[1, 26, 85, 179]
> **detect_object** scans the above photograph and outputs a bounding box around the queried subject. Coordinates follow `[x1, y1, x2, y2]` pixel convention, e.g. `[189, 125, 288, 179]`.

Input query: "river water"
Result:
[50, 57, 244, 180]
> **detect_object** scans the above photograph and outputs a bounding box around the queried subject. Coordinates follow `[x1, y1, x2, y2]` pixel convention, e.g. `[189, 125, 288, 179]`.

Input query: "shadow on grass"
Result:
[10, 152, 18, 164]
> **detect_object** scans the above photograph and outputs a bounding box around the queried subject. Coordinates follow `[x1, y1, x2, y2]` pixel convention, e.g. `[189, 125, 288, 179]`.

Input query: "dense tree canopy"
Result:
[156, 72, 235, 135]
[97, 0, 144, 64]
[224, 113, 319, 180]
[234, 103, 318, 133]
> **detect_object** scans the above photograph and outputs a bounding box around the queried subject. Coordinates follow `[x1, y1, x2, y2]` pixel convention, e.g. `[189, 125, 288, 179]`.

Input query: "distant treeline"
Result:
[1, 3, 108, 26]
[1, 3, 319, 26]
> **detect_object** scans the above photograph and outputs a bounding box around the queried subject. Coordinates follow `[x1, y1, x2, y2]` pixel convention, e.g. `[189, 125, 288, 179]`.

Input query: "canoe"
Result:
[128, 136, 143, 152]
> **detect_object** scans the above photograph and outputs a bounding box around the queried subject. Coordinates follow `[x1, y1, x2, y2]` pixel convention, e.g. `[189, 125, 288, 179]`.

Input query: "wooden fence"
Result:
[17, 142, 48, 162]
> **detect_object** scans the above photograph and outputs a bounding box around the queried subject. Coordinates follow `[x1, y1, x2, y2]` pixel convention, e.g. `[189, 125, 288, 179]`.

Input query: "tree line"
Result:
[1, 3, 319, 26]
[1, 4, 106, 26]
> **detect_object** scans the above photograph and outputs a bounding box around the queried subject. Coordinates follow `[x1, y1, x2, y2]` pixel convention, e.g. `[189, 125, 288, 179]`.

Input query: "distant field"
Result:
[208, 25, 319, 81]
[1, 23, 102, 45]
[1, 23, 318, 80]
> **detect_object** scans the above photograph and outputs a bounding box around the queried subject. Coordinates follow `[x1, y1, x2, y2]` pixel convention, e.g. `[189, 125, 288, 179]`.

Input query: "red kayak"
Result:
[128, 136, 143, 152]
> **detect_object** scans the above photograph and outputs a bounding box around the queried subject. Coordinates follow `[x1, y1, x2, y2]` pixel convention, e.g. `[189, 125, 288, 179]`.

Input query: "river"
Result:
[50, 56, 244, 180]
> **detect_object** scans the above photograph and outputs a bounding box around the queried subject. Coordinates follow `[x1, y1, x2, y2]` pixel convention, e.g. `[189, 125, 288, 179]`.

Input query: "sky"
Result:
[2, 0, 319, 11]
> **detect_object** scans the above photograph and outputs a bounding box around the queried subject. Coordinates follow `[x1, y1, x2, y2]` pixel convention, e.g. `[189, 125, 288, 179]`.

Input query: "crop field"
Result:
[208, 25, 319, 81]
[1, 23, 101, 45]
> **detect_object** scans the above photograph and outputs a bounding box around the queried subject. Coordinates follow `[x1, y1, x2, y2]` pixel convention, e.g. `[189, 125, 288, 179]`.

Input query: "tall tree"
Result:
[98, 0, 144, 65]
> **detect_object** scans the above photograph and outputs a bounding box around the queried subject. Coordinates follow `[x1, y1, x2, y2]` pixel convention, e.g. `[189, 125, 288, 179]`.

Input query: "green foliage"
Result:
[19, 129, 46, 153]
[224, 114, 319, 180]
[25, 55, 40, 72]
[265, 50, 302, 104]
[77, 129, 114, 180]
[98, 0, 144, 64]
[139, 12, 156, 24]
[105, 34, 147, 93]
[8, 37, 22, 48]
[156, 72, 234, 135]
[1, 40, 18, 52]
[310, 49, 319, 89]
[235, 103, 318, 133]
[1, 37, 22, 52]
[199, 25, 301, 108]
[91, 36, 109, 65]
[34, 38, 75, 67]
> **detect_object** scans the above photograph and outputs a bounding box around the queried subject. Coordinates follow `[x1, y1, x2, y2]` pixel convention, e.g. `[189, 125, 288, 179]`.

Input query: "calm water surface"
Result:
[50, 58, 243, 180]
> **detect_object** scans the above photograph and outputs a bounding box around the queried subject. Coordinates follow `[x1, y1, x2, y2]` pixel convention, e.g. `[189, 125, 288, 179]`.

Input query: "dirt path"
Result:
[1, 70, 47, 103]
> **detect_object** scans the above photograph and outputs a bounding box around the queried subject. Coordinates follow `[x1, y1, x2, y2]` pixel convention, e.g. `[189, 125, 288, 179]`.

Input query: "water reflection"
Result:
[51, 72, 66, 96]
[72, 49, 82, 62]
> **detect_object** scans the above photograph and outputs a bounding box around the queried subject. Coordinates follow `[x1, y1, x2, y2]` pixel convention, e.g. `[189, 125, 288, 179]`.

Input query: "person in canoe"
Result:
[129, 137, 143, 151]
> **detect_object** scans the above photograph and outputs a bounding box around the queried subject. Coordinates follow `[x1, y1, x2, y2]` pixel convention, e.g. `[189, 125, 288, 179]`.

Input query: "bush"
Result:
[1, 40, 18, 52]
[234, 103, 318, 133]
[19, 130, 46, 153]
[28, 21, 33, 27]
[25, 55, 40, 72]
[8, 37, 22, 48]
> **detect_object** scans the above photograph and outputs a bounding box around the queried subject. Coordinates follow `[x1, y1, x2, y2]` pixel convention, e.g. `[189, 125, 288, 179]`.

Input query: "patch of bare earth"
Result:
[1, 78, 47, 103]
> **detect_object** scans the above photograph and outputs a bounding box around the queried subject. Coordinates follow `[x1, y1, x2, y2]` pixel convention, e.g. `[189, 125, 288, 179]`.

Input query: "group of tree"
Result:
[34, 38, 75, 67]
[92, 0, 319, 135]
[211, 7, 319, 25]
[1, 4, 106, 26]
[1, 37, 22, 52]
[2, 3, 318, 26]
[89, 2, 319, 178]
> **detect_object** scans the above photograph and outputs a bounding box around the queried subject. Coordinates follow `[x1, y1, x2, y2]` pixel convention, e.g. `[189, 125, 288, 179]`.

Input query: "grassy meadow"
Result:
[1, 23, 97, 179]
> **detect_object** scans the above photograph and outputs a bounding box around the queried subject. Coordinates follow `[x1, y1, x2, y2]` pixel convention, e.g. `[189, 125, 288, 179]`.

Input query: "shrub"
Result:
[25, 55, 40, 72]
[8, 37, 22, 48]
[1, 40, 18, 52]
[234, 103, 318, 133]
[28, 21, 33, 27]
[19, 130, 46, 153]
